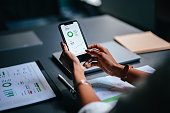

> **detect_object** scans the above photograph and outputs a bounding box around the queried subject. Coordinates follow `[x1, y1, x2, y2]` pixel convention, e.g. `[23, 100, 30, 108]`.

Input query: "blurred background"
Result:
[0, 0, 170, 41]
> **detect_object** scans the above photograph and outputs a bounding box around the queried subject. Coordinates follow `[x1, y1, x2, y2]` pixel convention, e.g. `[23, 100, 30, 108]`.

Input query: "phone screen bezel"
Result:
[58, 20, 91, 62]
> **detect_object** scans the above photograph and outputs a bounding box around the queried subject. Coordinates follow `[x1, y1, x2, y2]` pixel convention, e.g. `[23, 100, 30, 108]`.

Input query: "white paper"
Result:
[88, 76, 134, 107]
[135, 65, 156, 74]
[0, 62, 56, 111]
[88, 65, 155, 107]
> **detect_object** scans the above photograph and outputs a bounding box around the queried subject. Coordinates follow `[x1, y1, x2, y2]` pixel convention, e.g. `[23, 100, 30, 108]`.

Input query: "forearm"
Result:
[124, 68, 149, 84]
[77, 83, 100, 106]
[113, 64, 149, 85]
[73, 63, 100, 106]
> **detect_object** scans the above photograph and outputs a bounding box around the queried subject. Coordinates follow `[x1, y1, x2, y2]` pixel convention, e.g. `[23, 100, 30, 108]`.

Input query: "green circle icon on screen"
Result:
[67, 31, 73, 37]
[2, 82, 12, 87]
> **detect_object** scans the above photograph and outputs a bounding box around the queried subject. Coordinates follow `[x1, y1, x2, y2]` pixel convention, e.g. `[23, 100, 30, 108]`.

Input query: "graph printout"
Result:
[0, 62, 56, 111]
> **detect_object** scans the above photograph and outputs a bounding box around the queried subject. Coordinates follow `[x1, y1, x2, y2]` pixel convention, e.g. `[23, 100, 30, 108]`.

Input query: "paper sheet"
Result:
[135, 65, 155, 74]
[89, 76, 134, 106]
[0, 62, 56, 111]
[88, 65, 155, 107]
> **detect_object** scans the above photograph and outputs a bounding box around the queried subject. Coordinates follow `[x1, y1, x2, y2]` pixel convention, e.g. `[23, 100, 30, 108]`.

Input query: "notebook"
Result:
[114, 31, 170, 54]
[53, 41, 140, 75]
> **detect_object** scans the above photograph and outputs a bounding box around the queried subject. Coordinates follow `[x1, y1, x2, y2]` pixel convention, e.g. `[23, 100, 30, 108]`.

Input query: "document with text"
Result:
[0, 62, 56, 111]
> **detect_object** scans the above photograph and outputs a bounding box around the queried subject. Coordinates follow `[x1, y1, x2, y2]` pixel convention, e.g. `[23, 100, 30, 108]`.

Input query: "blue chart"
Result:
[0, 62, 56, 111]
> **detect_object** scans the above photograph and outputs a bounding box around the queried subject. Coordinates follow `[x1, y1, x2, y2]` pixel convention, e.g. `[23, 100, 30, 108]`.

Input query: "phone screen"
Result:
[60, 22, 87, 56]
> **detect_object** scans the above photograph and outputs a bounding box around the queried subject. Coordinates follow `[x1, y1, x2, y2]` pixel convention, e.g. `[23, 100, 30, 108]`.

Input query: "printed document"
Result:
[0, 62, 56, 111]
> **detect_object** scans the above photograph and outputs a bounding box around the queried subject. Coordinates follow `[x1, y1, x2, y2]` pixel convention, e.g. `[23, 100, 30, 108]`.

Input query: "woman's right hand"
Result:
[60, 42, 86, 83]
[84, 44, 124, 77]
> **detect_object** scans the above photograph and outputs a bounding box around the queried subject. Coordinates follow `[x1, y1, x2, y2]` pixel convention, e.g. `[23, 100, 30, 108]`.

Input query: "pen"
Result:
[58, 74, 76, 94]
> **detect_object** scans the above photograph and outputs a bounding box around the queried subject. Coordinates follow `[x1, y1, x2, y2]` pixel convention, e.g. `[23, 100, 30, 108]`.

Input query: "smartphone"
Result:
[58, 20, 91, 62]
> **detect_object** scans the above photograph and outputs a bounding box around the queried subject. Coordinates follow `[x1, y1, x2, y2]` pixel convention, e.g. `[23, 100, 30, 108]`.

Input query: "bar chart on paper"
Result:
[0, 62, 56, 111]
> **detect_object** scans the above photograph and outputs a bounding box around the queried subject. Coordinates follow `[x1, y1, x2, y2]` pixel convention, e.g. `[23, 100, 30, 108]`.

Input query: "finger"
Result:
[83, 59, 93, 66]
[60, 42, 64, 50]
[83, 57, 98, 66]
[61, 42, 68, 51]
[87, 57, 98, 63]
[85, 62, 98, 69]
[85, 49, 103, 57]
[88, 44, 105, 51]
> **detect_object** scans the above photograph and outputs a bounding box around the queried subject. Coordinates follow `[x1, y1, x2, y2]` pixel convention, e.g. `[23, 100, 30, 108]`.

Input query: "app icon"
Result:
[67, 31, 73, 37]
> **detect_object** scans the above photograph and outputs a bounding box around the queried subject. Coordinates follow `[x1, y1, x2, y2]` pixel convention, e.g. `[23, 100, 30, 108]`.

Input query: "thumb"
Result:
[60, 42, 68, 51]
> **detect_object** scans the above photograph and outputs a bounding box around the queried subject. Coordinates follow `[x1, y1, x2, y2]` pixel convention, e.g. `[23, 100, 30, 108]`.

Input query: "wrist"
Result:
[112, 64, 124, 77]
[121, 64, 133, 82]
[73, 62, 86, 83]
[74, 74, 87, 84]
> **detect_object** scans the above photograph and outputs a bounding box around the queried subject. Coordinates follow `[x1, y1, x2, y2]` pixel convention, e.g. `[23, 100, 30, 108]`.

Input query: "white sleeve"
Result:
[78, 102, 113, 113]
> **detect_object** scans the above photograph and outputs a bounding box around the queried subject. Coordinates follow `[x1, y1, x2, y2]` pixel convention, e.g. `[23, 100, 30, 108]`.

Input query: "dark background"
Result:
[0, 0, 170, 41]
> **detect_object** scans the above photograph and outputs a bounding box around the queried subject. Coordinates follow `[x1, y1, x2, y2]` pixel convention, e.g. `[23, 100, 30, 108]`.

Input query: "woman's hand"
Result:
[60, 42, 86, 82]
[60, 42, 100, 105]
[84, 44, 124, 77]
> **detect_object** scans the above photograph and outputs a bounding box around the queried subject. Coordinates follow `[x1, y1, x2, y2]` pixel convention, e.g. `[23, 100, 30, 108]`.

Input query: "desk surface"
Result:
[0, 15, 169, 113]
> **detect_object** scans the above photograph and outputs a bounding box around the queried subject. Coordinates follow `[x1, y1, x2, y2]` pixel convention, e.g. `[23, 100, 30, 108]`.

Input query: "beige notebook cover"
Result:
[114, 31, 170, 54]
